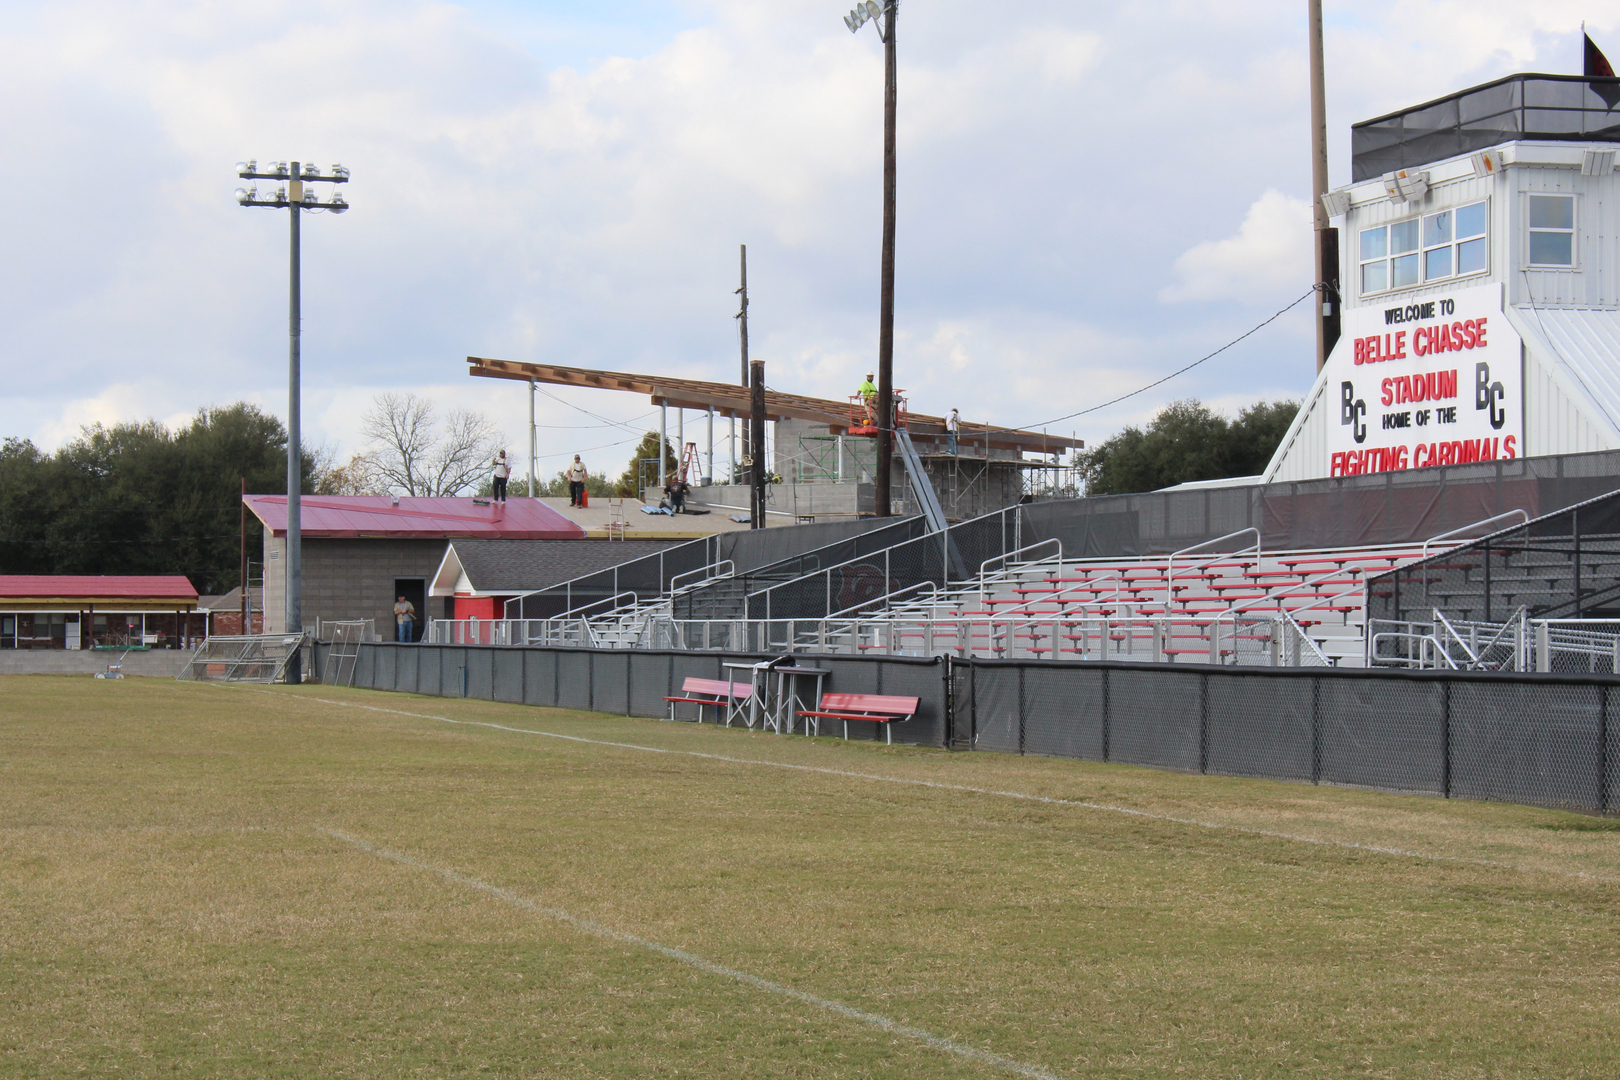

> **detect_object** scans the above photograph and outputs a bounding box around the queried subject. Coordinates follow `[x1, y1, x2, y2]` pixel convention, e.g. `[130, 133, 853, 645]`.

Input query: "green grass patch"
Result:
[2, 675, 1619, 1079]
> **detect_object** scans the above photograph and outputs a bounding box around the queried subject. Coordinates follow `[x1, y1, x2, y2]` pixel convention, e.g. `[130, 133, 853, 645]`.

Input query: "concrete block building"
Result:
[246, 495, 585, 638]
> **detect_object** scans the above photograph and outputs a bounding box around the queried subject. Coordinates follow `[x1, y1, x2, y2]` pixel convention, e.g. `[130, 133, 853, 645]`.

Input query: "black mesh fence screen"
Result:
[466, 649, 493, 700]
[1205, 672, 1314, 782]
[492, 650, 523, 704]
[1448, 681, 1605, 808]
[557, 651, 593, 711]
[1315, 677, 1445, 794]
[523, 650, 555, 707]
[1022, 665, 1104, 761]
[593, 652, 632, 716]
[1020, 449, 1620, 560]
[1351, 74, 1620, 181]
[348, 644, 1617, 813]
[1369, 486, 1620, 632]
[1106, 668, 1204, 772]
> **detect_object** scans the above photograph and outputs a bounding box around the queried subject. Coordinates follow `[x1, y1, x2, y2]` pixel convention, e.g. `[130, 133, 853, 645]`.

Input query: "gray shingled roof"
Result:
[449, 539, 684, 593]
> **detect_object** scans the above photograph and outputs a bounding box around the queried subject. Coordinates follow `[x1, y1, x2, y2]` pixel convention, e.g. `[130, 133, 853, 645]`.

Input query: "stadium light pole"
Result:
[844, 0, 897, 516]
[235, 160, 349, 676]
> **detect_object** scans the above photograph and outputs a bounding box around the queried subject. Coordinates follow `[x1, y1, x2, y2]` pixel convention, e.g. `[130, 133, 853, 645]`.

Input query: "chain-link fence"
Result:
[352, 641, 1620, 812]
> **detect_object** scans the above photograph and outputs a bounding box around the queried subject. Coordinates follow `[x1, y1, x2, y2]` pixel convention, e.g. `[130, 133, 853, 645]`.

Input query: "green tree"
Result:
[1076, 398, 1299, 496]
[0, 403, 314, 593]
[614, 432, 679, 497]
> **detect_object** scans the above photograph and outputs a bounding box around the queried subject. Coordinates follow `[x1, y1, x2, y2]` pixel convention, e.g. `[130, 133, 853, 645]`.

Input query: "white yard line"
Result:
[319, 827, 1067, 1080]
[220, 685, 1619, 885]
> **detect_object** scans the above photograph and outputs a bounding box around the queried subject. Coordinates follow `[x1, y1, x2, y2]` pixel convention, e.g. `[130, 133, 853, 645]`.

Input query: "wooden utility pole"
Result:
[736, 244, 750, 474]
[875, 1, 898, 515]
[749, 360, 766, 528]
[1308, 0, 1340, 371]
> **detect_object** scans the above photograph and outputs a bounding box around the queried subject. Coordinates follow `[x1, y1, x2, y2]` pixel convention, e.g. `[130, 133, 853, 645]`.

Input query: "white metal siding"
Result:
[1510, 167, 1620, 309]
[1263, 364, 1332, 483]
[1520, 341, 1613, 455]
[1507, 306, 1620, 455]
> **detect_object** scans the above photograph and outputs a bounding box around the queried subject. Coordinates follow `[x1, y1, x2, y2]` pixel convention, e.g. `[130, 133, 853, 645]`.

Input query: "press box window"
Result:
[1528, 195, 1575, 266]
[1359, 201, 1486, 295]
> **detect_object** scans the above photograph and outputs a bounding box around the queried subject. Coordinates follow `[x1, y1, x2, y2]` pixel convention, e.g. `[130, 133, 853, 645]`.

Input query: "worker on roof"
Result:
[947, 408, 960, 455]
[491, 450, 510, 503]
[567, 455, 588, 507]
[858, 372, 878, 425]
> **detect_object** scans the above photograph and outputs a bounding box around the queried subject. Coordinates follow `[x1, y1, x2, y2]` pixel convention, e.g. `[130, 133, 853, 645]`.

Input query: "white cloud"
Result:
[0, 0, 1613, 479]
[1159, 190, 1314, 304]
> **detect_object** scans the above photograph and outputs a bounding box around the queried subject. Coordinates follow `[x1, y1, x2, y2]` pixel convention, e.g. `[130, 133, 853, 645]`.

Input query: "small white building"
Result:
[1267, 73, 1620, 481]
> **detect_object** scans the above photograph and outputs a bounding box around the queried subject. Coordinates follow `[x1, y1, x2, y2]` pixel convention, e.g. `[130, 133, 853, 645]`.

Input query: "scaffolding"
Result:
[792, 434, 878, 484]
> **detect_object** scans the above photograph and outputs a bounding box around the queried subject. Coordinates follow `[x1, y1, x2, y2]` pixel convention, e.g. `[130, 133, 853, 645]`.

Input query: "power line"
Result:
[535, 387, 656, 434]
[1014, 286, 1319, 432]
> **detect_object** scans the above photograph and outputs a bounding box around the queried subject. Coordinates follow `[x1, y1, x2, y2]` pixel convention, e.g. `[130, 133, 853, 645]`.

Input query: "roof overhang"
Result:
[468, 356, 1082, 455]
[0, 598, 196, 610]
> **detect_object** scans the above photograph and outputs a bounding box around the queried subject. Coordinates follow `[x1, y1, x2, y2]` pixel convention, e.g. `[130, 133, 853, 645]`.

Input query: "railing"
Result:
[419, 612, 1337, 666]
[743, 505, 1022, 622]
[1367, 609, 1530, 670]
[1166, 529, 1261, 611]
[1419, 509, 1531, 561]
[503, 533, 722, 620]
[977, 539, 1061, 597]
[670, 560, 734, 594]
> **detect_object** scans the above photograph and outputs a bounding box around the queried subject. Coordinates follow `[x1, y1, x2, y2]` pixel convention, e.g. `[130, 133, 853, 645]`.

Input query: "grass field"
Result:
[2, 676, 1619, 1079]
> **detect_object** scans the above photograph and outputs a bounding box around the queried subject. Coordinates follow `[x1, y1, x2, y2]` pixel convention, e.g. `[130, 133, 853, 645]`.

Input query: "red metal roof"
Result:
[244, 495, 588, 540]
[0, 575, 199, 601]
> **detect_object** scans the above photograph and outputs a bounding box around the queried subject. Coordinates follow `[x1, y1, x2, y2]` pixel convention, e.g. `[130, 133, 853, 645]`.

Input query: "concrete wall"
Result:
[0, 650, 191, 676]
[263, 534, 450, 633]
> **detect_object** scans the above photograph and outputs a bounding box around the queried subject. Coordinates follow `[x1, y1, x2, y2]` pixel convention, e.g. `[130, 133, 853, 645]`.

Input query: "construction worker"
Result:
[491, 450, 510, 503]
[858, 372, 878, 425]
[946, 408, 960, 455]
[567, 455, 588, 507]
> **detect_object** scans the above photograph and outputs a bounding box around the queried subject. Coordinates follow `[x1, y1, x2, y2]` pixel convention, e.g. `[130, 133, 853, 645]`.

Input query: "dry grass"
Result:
[1, 674, 1618, 1079]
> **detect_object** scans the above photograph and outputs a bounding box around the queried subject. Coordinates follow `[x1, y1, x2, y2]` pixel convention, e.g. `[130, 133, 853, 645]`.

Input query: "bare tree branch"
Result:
[426, 408, 502, 496]
[362, 392, 435, 496]
[360, 393, 503, 497]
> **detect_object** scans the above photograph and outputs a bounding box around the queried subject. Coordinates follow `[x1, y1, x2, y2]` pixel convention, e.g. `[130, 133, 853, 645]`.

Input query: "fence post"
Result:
[1442, 679, 1451, 799]
[1535, 622, 1550, 672]
[1198, 672, 1209, 774]
[1017, 664, 1026, 755]
[1601, 684, 1611, 813]
[1100, 666, 1110, 763]
[1310, 675, 1322, 785]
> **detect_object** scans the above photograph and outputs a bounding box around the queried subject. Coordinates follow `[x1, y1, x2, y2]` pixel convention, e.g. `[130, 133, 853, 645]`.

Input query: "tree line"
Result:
[0, 391, 1298, 594]
[0, 403, 310, 595]
[1075, 399, 1299, 496]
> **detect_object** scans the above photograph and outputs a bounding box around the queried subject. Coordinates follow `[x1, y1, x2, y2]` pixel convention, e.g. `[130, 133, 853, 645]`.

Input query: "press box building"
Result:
[1266, 73, 1620, 482]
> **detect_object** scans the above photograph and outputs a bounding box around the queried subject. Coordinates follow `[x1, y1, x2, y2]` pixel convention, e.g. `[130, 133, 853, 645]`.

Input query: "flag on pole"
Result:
[1587, 32, 1620, 108]
[1587, 32, 1616, 78]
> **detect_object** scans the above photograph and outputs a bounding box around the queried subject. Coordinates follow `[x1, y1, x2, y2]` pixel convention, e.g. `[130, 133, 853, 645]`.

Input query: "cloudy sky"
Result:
[0, 0, 1608, 480]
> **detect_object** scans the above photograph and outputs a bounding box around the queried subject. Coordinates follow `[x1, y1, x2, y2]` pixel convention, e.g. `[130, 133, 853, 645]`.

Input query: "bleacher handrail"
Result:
[670, 560, 735, 594]
[978, 539, 1061, 590]
[502, 533, 720, 619]
[1419, 509, 1531, 561]
[824, 580, 939, 621]
[744, 505, 1020, 622]
[1166, 528, 1260, 611]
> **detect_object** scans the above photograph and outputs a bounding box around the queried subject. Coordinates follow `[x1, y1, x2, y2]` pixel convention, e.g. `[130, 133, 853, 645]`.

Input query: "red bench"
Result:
[664, 676, 751, 723]
[797, 692, 919, 744]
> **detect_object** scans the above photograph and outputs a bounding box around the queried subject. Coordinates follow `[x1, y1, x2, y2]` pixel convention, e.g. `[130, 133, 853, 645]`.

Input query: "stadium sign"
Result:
[1328, 282, 1521, 478]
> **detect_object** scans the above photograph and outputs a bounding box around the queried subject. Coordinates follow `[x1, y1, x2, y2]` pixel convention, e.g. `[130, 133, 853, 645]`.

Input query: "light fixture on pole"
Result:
[234, 159, 349, 679]
[843, 0, 897, 515]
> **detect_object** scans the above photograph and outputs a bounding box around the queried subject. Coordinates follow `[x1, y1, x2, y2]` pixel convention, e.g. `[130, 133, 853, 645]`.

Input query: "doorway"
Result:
[394, 578, 427, 643]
